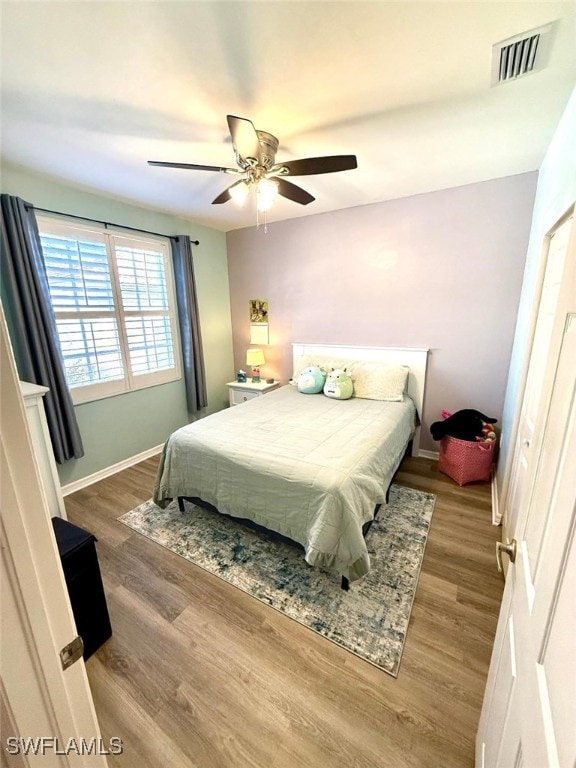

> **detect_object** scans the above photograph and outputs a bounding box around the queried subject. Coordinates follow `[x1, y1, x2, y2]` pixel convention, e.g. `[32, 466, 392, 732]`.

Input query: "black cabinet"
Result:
[52, 517, 112, 660]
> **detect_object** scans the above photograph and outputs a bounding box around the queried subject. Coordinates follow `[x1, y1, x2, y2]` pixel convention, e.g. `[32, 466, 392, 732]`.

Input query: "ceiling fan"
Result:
[148, 115, 357, 212]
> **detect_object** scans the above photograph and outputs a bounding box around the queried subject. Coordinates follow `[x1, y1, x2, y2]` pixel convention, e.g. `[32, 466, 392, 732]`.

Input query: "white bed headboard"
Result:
[292, 343, 429, 456]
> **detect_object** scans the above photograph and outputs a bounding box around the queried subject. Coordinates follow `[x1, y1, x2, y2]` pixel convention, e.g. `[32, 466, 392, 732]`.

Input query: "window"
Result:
[37, 217, 181, 404]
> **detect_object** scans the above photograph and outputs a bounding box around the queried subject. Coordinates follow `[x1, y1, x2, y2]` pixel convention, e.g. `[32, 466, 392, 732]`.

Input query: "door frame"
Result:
[0, 304, 109, 767]
[476, 206, 576, 765]
[498, 204, 575, 530]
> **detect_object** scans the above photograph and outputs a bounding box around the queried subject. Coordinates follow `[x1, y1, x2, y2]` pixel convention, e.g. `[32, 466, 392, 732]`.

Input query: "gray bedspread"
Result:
[153, 385, 416, 581]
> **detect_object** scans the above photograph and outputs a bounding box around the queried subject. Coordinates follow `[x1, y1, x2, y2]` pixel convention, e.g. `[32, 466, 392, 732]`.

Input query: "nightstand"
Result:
[226, 380, 280, 406]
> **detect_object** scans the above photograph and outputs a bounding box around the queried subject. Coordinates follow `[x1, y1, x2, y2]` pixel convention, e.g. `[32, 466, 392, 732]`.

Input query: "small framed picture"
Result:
[249, 299, 268, 323]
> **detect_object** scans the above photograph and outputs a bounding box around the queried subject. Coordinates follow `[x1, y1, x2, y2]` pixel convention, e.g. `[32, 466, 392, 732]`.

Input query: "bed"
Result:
[153, 344, 429, 584]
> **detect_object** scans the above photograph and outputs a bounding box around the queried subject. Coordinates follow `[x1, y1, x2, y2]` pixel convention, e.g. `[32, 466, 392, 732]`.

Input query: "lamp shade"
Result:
[230, 180, 250, 207]
[246, 348, 265, 367]
[256, 178, 279, 212]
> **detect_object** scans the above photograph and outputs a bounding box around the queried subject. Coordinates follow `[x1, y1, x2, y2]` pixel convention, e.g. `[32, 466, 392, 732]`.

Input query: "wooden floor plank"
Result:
[65, 454, 503, 767]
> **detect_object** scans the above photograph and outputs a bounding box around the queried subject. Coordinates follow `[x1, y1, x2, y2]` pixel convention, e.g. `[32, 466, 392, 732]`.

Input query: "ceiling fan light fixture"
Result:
[256, 178, 279, 212]
[230, 180, 250, 207]
[148, 115, 357, 229]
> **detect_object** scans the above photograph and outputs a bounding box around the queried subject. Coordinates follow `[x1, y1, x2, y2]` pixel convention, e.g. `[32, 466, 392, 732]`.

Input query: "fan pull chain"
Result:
[254, 200, 270, 232]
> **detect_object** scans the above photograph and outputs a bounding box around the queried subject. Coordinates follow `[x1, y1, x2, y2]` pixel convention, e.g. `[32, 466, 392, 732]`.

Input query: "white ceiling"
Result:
[1, 2, 575, 232]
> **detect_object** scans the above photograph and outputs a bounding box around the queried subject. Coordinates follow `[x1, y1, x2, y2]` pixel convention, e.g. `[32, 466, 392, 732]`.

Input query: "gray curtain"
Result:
[170, 236, 207, 413]
[0, 195, 84, 462]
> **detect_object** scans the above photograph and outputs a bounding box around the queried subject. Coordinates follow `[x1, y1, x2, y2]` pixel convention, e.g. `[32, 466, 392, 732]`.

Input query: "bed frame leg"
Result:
[341, 576, 350, 591]
[178, 497, 185, 512]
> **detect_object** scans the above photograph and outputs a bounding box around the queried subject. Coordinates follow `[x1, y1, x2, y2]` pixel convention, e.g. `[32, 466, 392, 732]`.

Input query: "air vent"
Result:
[491, 24, 552, 86]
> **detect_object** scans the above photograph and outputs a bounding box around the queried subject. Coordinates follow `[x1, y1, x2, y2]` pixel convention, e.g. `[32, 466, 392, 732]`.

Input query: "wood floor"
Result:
[65, 455, 504, 768]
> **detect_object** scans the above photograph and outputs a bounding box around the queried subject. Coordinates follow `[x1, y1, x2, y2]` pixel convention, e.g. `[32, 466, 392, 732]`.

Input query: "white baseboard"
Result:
[61, 444, 164, 497]
[491, 470, 501, 526]
[418, 448, 439, 460]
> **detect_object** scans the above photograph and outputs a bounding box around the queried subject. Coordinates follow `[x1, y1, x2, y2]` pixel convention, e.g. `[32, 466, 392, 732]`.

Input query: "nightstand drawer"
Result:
[226, 380, 280, 406]
[230, 388, 261, 405]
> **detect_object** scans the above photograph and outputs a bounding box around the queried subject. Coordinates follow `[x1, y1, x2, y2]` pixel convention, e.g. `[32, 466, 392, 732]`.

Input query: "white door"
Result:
[501, 214, 572, 537]
[476, 218, 576, 766]
[0, 305, 109, 767]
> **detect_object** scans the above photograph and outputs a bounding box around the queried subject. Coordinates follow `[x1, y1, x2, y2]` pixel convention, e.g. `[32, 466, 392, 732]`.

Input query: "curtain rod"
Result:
[29, 204, 200, 246]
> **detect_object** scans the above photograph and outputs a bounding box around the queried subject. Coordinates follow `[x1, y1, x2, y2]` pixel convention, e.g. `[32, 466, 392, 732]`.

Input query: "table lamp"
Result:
[246, 348, 265, 383]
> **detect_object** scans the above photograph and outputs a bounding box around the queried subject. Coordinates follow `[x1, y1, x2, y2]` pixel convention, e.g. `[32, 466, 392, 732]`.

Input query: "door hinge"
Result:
[60, 635, 84, 670]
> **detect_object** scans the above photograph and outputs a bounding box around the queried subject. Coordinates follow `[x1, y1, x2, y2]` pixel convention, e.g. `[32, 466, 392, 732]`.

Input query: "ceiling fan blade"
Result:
[272, 155, 357, 176]
[276, 178, 315, 205]
[148, 160, 239, 173]
[212, 189, 232, 205]
[227, 115, 260, 164]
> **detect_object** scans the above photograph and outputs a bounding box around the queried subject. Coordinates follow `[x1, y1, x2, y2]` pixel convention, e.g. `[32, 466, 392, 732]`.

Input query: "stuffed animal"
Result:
[323, 368, 354, 400]
[430, 409, 498, 442]
[297, 366, 326, 394]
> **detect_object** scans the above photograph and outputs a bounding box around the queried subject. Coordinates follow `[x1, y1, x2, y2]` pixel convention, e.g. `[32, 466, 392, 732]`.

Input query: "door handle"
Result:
[496, 538, 517, 573]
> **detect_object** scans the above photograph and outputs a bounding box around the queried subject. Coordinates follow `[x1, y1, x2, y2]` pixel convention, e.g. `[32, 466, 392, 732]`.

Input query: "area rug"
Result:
[118, 485, 435, 677]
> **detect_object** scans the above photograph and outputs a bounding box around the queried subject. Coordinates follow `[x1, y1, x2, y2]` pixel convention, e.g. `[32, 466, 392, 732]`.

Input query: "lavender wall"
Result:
[226, 173, 537, 454]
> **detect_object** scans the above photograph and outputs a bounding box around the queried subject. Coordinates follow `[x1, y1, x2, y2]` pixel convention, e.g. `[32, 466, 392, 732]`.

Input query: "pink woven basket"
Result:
[438, 435, 495, 486]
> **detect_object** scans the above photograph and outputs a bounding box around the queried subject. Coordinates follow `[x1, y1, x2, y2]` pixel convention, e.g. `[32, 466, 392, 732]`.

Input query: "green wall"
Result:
[1, 163, 234, 486]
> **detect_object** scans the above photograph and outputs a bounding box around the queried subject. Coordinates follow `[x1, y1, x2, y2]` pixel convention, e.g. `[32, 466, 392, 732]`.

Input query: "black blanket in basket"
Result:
[430, 409, 497, 442]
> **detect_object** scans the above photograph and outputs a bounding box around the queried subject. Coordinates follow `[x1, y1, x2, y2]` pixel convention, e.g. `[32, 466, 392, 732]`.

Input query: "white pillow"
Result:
[348, 362, 409, 401]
